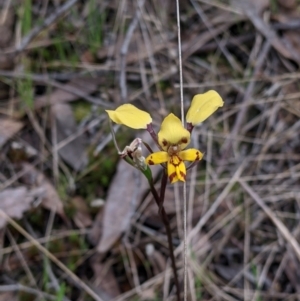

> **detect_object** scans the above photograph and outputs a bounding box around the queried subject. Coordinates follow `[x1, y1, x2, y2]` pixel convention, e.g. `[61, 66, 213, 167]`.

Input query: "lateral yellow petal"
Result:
[179, 148, 203, 161]
[186, 90, 223, 125]
[158, 113, 190, 151]
[146, 151, 168, 165]
[106, 104, 152, 129]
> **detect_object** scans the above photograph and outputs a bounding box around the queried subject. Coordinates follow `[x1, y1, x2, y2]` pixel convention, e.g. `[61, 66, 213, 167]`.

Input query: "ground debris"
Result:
[21, 163, 65, 217]
[71, 196, 92, 228]
[0, 186, 34, 229]
[52, 102, 88, 171]
[0, 118, 23, 148]
[1, 0, 300, 300]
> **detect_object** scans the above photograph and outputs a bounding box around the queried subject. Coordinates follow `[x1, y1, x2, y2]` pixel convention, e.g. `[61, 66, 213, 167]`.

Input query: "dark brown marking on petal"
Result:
[170, 155, 182, 166]
[181, 137, 188, 144]
[148, 160, 154, 165]
[162, 139, 168, 147]
[180, 171, 186, 180]
[169, 172, 177, 183]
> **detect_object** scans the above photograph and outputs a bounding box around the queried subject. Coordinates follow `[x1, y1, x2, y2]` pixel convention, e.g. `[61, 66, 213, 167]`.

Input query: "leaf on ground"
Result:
[21, 163, 65, 217]
[0, 292, 18, 301]
[91, 261, 121, 300]
[0, 186, 33, 229]
[72, 196, 93, 228]
[0, 118, 23, 148]
[52, 103, 88, 171]
[234, 0, 300, 63]
[91, 134, 160, 253]
[34, 77, 100, 109]
[94, 159, 144, 253]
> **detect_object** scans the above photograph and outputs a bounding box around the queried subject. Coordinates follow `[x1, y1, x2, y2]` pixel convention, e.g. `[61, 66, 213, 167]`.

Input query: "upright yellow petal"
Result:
[179, 148, 203, 161]
[158, 113, 190, 151]
[146, 151, 168, 165]
[186, 90, 223, 125]
[106, 104, 152, 129]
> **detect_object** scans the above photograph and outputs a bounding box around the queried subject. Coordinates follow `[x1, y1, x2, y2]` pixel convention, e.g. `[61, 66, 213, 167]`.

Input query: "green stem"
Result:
[149, 178, 181, 301]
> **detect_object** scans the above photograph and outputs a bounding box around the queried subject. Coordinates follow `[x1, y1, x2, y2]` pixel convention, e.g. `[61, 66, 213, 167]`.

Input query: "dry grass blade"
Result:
[119, 0, 145, 102]
[16, 0, 79, 52]
[236, 0, 300, 63]
[0, 210, 105, 301]
[184, 161, 247, 249]
[240, 181, 300, 261]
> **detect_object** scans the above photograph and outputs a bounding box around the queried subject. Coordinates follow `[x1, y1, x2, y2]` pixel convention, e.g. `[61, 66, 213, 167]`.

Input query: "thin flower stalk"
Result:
[106, 90, 223, 301]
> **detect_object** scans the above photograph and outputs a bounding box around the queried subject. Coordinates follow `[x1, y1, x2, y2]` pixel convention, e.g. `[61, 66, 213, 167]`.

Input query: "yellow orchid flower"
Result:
[106, 104, 152, 129]
[145, 114, 203, 183]
[186, 90, 223, 126]
[106, 90, 223, 183]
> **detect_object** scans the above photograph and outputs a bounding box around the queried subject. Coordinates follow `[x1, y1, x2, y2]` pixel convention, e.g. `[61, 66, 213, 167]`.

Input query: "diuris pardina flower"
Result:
[106, 90, 223, 183]
[146, 113, 203, 183]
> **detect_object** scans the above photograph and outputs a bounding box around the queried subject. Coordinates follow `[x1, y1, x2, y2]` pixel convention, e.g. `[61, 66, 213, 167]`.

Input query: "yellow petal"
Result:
[179, 148, 203, 161]
[168, 156, 186, 183]
[158, 113, 190, 151]
[176, 160, 186, 182]
[167, 159, 178, 183]
[106, 104, 152, 129]
[146, 151, 168, 165]
[186, 90, 223, 125]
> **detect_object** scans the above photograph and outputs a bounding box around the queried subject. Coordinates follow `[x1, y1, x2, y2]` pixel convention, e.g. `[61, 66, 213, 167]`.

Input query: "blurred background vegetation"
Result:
[1, 0, 300, 300]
